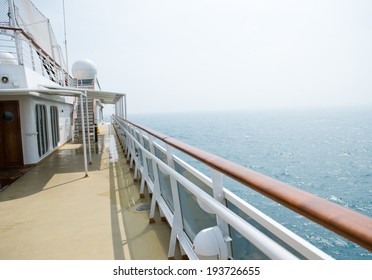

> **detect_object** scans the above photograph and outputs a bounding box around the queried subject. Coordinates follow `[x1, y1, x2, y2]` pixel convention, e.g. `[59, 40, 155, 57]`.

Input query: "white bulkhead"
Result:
[0, 63, 73, 166]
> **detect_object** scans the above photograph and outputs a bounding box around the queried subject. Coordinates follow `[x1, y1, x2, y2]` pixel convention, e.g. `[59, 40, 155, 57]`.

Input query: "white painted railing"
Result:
[0, 26, 70, 86]
[113, 115, 336, 260]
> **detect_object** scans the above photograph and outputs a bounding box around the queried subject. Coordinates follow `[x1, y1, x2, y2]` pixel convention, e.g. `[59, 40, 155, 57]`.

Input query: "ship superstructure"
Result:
[0, 0, 126, 170]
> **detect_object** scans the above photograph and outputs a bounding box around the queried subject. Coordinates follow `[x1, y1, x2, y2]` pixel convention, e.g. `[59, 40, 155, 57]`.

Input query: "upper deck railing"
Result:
[0, 25, 72, 86]
[112, 115, 372, 260]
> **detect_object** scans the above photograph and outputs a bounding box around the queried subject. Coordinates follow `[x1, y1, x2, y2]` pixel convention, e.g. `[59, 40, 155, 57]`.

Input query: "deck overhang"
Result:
[86, 90, 125, 104]
[0, 86, 127, 177]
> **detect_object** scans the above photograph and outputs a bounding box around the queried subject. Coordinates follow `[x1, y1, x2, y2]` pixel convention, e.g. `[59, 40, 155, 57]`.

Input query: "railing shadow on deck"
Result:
[108, 130, 178, 260]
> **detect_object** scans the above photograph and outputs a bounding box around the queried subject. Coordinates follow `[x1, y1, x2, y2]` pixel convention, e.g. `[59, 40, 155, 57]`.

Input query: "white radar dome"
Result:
[0, 52, 17, 65]
[71, 59, 97, 79]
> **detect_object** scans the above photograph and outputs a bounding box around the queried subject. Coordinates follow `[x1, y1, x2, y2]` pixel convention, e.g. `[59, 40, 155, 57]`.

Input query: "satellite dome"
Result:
[0, 52, 17, 65]
[71, 59, 97, 79]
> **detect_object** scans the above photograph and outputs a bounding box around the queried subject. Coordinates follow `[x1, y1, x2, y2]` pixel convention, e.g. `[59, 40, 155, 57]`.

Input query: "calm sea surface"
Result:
[130, 106, 372, 260]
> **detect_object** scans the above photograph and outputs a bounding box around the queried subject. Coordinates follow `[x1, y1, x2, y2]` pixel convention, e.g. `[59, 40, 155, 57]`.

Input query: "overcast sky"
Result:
[32, 0, 372, 114]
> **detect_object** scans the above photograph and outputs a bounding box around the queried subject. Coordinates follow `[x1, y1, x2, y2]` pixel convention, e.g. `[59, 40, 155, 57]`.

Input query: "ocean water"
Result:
[130, 106, 372, 260]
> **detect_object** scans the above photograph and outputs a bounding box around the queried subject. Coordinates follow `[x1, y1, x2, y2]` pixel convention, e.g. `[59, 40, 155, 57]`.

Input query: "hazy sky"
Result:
[32, 0, 372, 114]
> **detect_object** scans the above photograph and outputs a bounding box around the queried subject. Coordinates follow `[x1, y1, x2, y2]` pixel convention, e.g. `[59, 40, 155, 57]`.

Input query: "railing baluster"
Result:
[148, 135, 161, 223]
[132, 129, 139, 180]
[211, 169, 231, 256]
[138, 131, 149, 197]
[165, 144, 184, 259]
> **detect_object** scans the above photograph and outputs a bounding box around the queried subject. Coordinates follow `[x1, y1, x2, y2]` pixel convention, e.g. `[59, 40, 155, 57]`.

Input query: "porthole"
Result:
[2, 111, 14, 121]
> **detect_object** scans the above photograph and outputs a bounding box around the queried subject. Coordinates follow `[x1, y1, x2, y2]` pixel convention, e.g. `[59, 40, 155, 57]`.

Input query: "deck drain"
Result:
[136, 204, 150, 211]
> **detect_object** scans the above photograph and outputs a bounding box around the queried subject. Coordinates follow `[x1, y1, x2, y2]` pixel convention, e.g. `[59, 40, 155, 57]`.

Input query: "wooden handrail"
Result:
[118, 116, 372, 251]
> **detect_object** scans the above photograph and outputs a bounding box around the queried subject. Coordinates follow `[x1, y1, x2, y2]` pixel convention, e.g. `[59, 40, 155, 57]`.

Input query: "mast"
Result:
[62, 0, 70, 86]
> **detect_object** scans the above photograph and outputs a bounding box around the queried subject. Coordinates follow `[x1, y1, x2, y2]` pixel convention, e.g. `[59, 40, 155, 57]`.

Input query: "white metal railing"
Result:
[0, 26, 70, 86]
[112, 115, 334, 260]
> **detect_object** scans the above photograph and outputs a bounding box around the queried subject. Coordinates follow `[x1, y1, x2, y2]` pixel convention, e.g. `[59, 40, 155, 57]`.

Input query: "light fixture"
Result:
[193, 226, 229, 259]
[1, 75, 9, 84]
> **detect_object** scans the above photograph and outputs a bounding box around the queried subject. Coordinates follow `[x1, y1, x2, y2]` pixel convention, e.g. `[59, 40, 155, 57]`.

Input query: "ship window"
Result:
[2, 111, 14, 121]
[35, 104, 49, 157]
[50, 106, 60, 148]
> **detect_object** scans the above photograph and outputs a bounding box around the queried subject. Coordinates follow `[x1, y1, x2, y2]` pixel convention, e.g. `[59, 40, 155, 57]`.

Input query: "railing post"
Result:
[133, 130, 141, 180]
[138, 131, 149, 197]
[126, 125, 133, 162]
[129, 127, 139, 180]
[147, 135, 162, 223]
[165, 144, 184, 259]
[123, 122, 129, 156]
[211, 169, 231, 256]
[39, 49, 45, 77]
[124, 95, 127, 119]
[28, 40, 36, 71]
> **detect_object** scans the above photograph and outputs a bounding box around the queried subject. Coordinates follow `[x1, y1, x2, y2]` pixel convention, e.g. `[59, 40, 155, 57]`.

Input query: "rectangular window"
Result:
[35, 104, 48, 157]
[50, 106, 60, 148]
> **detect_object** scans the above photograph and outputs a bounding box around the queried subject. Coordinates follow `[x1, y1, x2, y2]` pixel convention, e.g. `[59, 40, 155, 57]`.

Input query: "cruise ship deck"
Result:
[0, 124, 177, 260]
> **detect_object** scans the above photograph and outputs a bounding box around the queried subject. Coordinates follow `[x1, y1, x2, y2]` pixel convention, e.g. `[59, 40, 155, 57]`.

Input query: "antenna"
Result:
[62, 0, 70, 86]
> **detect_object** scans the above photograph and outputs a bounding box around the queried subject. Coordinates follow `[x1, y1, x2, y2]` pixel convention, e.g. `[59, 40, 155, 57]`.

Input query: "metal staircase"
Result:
[73, 97, 95, 143]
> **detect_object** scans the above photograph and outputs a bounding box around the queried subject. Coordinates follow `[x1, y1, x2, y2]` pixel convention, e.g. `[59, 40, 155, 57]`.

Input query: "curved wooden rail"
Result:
[119, 117, 372, 251]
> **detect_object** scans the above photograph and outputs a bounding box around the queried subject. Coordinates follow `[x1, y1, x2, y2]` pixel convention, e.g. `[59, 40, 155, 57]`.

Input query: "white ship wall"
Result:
[0, 64, 28, 89]
[0, 64, 73, 165]
[23, 96, 73, 165]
